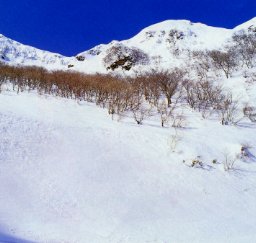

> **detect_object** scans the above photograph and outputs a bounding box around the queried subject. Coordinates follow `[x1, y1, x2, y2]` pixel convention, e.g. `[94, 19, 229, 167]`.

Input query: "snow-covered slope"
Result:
[233, 17, 256, 31]
[0, 34, 73, 70]
[1, 17, 255, 73]
[126, 20, 230, 48]
[1, 90, 256, 243]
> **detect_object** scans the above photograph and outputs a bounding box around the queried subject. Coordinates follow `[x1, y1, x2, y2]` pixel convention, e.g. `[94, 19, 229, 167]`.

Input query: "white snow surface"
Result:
[0, 88, 256, 242]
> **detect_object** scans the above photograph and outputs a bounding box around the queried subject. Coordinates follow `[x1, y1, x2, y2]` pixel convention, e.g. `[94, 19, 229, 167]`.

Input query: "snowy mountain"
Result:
[77, 17, 256, 73]
[0, 34, 74, 70]
[0, 17, 256, 242]
[0, 17, 256, 73]
[78, 20, 232, 71]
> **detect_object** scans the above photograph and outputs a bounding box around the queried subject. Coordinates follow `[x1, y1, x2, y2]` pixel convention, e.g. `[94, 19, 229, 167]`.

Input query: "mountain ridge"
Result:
[0, 17, 255, 73]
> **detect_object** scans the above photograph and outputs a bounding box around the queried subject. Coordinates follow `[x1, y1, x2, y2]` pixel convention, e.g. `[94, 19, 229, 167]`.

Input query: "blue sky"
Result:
[0, 0, 255, 56]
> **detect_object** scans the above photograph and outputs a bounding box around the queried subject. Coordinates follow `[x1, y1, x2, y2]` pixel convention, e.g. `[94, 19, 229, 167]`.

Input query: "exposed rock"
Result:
[76, 55, 85, 61]
[103, 43, 149, 71]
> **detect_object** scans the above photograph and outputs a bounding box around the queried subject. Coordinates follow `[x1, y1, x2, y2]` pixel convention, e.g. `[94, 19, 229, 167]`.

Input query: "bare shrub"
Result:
[183, 79, 226, 118]
[218, 93, 242, 125]
[171, 113, 186, 128]
[183, 80, 197, 109]
[132, 104, 152, 125]
[157, 100, 172, 127]
[222, 152, 239, 171]
[155, 68, 184, 107]
[169, 128, 182, 152]
[208, 49, 238, 78]
[232, 30, 256, 68]
[134, 72, 162, 107]
[191, 50, 211, 80]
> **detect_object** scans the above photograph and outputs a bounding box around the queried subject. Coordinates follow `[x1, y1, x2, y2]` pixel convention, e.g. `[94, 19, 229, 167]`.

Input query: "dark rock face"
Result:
[76, 55, 85, 61]
[103, 43, 149, 71]
[107, 56, 133, 71]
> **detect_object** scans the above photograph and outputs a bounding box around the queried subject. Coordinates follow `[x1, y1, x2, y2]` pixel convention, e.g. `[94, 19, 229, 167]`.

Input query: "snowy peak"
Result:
[135, 19, 195, 33]
[126, 19, 232, 51]
[131, 19, 229, 35]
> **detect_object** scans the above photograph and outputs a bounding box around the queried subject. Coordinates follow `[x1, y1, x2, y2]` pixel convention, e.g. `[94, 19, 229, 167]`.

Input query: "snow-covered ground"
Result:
[1, 89, 256, 243]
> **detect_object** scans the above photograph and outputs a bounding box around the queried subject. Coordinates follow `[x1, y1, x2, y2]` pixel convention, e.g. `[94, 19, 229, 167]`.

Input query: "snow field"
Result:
[0, 90, 256, 242]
